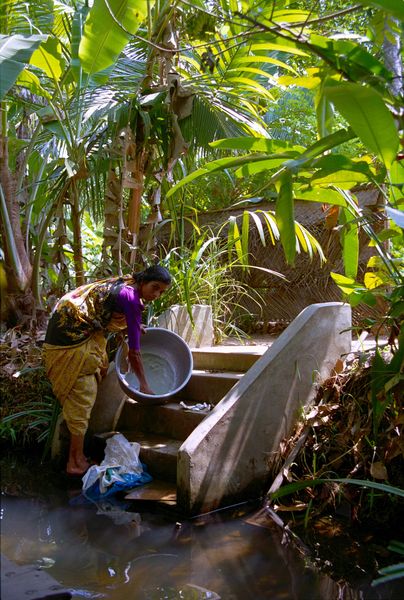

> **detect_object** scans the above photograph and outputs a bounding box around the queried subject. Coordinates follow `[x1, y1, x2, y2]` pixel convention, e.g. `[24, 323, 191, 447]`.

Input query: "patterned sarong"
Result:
[44, 310, 129, 436]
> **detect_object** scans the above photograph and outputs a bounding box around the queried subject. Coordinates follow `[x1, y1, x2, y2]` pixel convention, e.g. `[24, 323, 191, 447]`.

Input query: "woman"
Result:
[43, 265, 171, 476]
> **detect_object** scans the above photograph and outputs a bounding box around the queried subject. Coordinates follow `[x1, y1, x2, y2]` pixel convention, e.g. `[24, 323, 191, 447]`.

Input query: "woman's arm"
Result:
[128, 349, 153, 395]
[116, 286, 154, 394]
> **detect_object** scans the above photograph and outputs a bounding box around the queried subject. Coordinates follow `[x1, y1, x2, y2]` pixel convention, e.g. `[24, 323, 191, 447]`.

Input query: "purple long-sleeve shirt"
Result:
[114, 285, 144, 350]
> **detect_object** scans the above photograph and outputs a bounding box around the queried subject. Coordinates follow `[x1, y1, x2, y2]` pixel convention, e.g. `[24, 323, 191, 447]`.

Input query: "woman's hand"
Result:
[140, 384, 154, 395]
[99, 365, 109, 379]
[140, 324, 146, 335]
[128, 348, 153, 394]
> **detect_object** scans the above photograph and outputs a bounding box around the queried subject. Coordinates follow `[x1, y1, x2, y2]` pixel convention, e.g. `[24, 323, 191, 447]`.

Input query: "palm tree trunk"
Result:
[70, 182, 85, 287]
[122, 125, 150, 267]
[0, 104, 34, 325]
[127, 156, 145, 266]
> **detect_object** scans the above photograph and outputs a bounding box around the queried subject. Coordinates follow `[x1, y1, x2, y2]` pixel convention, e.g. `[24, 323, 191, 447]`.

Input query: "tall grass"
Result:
[148, 231, 265, 341]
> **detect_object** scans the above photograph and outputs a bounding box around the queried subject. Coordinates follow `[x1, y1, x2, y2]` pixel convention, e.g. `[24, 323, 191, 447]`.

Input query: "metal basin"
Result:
[115, 327, 193, 405]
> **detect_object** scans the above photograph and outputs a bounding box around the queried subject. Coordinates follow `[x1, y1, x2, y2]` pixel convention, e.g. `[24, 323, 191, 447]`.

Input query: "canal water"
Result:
[0, 452, 401, 600]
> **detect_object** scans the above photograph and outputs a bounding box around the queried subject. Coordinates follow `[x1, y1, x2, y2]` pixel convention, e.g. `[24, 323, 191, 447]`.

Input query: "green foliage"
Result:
[0, 366, 59, 457]
[269, 477, 404, 502]
[1, 0, 403, 341]
[372, 541, 404, 587]
[331, 215, 403, 441]
[357, 0, 404, 21]
[148, 231, 264, 341]
[2, 397, 60, 458]
[371, 333, 404, 438]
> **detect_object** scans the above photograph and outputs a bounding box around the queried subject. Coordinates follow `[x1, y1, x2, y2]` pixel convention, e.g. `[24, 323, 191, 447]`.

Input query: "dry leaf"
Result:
[332, 359, 345, 374]
[370, 461, 388, 480]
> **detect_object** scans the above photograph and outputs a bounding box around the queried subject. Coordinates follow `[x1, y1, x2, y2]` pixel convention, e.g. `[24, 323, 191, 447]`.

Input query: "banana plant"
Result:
[0, 1, 51, 314]
[0, 1, 138, 312]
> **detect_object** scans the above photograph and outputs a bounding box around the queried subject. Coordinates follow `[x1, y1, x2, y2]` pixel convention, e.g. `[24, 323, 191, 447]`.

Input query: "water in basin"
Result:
[123, 352, 176, 395]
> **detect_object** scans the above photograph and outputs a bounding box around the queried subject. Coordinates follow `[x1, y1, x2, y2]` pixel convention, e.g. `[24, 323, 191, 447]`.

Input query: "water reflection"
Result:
[0, 457, 401, 599]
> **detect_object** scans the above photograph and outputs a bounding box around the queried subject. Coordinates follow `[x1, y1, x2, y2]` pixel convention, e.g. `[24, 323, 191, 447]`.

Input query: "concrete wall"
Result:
[177, 302, 352, 514]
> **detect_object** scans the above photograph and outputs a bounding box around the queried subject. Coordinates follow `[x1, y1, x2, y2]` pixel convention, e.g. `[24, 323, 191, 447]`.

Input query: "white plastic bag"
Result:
[82, 433, 143, 494]
[103, 433, 142, 472]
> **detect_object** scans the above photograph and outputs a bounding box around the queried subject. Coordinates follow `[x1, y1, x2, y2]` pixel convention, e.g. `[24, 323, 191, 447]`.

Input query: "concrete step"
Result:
[117, 401, 209, 441]
[122, 431, 181, 482]
[175, 370, 242, 404]
[192, 345, 268, 372]
[125, 479, 176, 504]
[93, 347, 262, 495]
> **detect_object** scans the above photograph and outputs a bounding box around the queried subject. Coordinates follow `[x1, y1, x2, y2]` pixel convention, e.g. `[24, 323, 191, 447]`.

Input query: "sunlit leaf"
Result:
[227, 66, 277, 82]
[295, 188, 348, 207]
[295, 222, 326, 262]
[340, 206, 359, 279]
[276, 170, 295, 265]
[16, 68, 51, 99]
[325, 82, 399, 168]
[211, 137, 300, 152]
[30, 36, 63, 81]
[0, 33, 47, 100]
[279, 72, 322, 89]
[330, 272, 359, 295]
[249, 42, 308, 57]
[241, 210, 249, 262]
[248, 211, 266, 247]
[228, 216, 244, 264]
[79, 0, 151, 74]
[272, 9, 313, 24]
[312, 169, 370, 189]
[235, 157, 292, 177]
[259, 211, 279, 245]
[295, 221, 309, 254]
[233, 55, 297, 75]
[364, 271, 386, 289]
[367, 256, 385, 268]
[226, 76, 274, 99]
[167, 154, 276, 197]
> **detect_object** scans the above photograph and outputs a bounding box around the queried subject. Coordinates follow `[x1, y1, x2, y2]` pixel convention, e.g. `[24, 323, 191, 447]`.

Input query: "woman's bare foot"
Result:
[66, 456, 91, 476]
[67, 433, 91, 476]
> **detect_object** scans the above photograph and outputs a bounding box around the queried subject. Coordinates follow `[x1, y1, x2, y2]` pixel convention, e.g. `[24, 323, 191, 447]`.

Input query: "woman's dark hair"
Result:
[133, 265, 171, 285]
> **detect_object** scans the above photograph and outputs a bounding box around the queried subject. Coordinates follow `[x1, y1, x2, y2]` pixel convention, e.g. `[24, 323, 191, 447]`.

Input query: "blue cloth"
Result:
[83, 466, 152, 502]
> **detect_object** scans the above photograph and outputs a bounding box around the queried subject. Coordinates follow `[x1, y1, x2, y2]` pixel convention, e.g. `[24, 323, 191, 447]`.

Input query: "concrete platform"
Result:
[192, 345, 269, 372]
